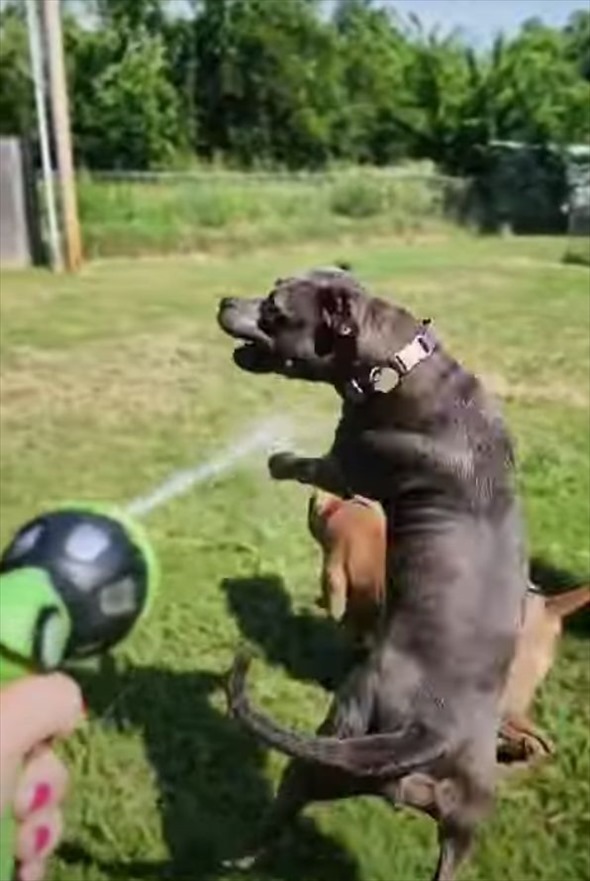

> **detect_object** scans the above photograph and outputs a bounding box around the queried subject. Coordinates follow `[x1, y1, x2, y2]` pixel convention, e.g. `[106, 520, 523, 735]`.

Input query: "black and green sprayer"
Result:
[0, 416, 289, 880]
[0, 504, 159, 880]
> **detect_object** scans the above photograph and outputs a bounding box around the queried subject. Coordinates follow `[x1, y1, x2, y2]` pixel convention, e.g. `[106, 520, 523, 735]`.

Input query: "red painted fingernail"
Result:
[30, 782, 52, 812]
[34, 825, 51, 856]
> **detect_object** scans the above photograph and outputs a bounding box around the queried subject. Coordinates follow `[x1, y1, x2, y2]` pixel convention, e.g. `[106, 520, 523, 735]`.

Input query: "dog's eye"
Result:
[263, 294, 278, 313]
[261, 297, 285, 327]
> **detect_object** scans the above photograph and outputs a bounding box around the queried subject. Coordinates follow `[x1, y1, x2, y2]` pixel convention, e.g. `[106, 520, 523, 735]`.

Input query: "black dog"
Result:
[217, 269, 528, 881]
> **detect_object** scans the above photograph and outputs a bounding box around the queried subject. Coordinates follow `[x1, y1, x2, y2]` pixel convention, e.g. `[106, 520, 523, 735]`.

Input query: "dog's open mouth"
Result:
[233, 341, 287, 373]
[217, 300, 278, 373]
[217, 299, 307, 377]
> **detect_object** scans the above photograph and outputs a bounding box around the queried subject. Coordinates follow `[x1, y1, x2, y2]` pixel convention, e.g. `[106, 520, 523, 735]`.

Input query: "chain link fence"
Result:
[75, 165, 471, 258]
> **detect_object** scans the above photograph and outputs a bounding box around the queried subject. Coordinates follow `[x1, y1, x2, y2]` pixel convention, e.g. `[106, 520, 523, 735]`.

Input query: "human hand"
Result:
[0, 674, 84, 881]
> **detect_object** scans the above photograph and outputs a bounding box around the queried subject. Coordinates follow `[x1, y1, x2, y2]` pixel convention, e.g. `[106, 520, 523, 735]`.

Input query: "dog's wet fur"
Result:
[308, 490, 590, 764]
[218, 268, 529, 881]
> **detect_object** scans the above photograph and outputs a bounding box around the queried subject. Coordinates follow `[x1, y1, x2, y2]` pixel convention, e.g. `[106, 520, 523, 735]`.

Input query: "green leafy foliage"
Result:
[192, 0, 343, 168]
[0, 4, 33, 136]
[486, 20, 590, 146]
[564, 9, 590, 81]
[329, 175, 385, 217]
[0, 0, 588, 170]
[73, 31, 186, 169]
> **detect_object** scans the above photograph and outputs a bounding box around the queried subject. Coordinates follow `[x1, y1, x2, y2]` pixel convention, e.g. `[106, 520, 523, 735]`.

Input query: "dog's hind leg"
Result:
[432, 822, 474, 881]
[227, 749, 369, 868]
[430, 740, 495, 881]
[227, 669, 376, 868]
[381, 775, 480, 881]
[226, 760, 312, 869]
[381, 774, 482, 881]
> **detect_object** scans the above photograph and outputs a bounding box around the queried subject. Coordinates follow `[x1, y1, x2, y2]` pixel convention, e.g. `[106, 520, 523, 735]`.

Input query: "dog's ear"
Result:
[315, 281, 358, 357]
[319, 283, 355, 335]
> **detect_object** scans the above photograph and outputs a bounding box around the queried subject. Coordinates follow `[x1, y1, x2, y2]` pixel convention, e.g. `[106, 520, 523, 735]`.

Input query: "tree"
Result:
[1, 0, 587, 172]
[63, 1, 187, 169]
[383, 27, 481, 172]
[95, 0, 166, 34]
[395, 16, 590, 174]
[86, 34, 185, 169]
[161, 16, 199, 152]
[0, 4, 33, 136]
[193, 0, 342, 167]
[486, 19, 590, 146]
[67, 20, 186, 169]
[563, 10, 590, 82]
[333, 0, 414, 164]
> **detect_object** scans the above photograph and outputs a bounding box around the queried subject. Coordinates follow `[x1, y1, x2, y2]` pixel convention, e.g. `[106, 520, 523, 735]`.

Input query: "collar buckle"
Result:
[373, 323, 437, 394]
[345, 321, 437, 403]
[370, 365, 400, 394]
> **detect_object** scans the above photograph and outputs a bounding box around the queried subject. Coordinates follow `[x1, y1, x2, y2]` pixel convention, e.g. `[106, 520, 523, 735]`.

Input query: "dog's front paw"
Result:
[268, 451, 299, 481]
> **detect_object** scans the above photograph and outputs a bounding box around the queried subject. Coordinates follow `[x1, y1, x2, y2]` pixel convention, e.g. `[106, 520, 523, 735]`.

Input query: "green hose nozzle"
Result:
[0, 504, 159, 880]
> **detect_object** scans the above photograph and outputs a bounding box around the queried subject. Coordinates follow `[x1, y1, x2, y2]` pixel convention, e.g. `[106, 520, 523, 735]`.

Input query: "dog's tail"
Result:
[546, 585, 590, 620]
[225, 652, 444, 778]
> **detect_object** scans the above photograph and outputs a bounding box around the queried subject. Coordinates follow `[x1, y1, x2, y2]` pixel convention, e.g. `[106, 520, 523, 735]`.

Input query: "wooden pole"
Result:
[42, 0, 82, 271]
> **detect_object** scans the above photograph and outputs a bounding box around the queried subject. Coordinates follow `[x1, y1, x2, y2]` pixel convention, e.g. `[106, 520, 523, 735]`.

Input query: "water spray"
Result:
[0, 416, 291, 878]
[125, 416, 291, 518]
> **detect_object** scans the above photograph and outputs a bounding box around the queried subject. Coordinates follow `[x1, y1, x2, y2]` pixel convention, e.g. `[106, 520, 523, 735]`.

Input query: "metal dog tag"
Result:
[370, 367, 400, 394]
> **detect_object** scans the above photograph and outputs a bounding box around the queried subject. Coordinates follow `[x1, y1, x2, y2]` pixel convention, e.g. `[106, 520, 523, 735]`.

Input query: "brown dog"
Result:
[308, 489, 386, 643]
[308, 489, 590, 765]
[498, 584, 590, 763]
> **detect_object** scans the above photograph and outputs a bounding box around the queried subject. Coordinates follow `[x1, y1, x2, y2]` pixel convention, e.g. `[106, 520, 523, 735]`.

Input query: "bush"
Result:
[329, 176, 384, 218]
[563, 239, 590, 265]
[77, 166, 461, 257]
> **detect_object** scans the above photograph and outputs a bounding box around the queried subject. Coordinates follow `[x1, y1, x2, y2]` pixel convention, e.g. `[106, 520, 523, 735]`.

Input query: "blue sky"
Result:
[7, 0, 583, 44]
[162, 1, 585, 44]
[380, 0, 585, 45]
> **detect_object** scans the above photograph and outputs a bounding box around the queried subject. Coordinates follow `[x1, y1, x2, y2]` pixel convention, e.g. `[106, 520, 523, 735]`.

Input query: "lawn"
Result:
[0, 234, 589, 881]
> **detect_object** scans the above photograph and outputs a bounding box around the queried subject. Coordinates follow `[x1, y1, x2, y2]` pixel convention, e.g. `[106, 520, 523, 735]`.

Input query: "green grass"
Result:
[77, 168, 464, 258]
[563, 236, 590, 267]
[0, 234, 589, 881]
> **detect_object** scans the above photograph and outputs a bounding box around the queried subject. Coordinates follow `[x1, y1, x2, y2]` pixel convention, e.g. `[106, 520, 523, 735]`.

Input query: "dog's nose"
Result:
[220, 297, 237, 310]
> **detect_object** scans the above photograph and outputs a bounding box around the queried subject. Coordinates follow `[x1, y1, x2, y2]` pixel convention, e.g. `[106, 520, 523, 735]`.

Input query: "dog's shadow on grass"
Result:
[222, 573, 359, 690]
[530, 556, 590, 637]
[59, 584, 362, 881]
